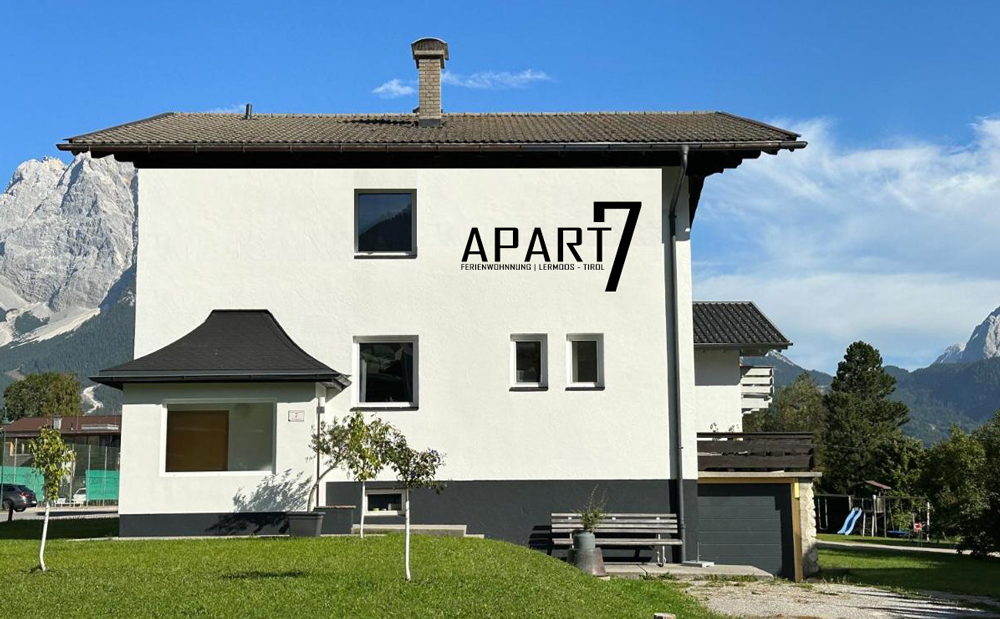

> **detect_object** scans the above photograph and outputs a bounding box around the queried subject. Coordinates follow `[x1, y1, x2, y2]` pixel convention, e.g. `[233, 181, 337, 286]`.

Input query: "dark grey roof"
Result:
[92, 310, 348, 389]
[693, 302, 791, 351]
[58, 111, 804, 154]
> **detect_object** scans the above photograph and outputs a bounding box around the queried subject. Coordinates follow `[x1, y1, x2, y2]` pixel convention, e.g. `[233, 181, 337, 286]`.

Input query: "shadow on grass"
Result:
[222, 570, 306, 580]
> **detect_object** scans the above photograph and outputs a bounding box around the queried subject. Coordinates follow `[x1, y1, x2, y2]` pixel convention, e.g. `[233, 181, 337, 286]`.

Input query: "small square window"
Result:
[510, 334, 547, 389]
[567, 334, 604, 389]
[355, 338, 418, 408]
[365, 489, 404, 516]
[355, 191, 416, 256]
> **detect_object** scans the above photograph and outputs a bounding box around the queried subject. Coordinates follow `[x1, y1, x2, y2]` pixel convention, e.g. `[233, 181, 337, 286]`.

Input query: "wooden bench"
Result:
[550, 512, 681, 565]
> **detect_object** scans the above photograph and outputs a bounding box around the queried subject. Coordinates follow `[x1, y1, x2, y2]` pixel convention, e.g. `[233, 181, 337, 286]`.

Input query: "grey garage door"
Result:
[697, 483, 795, 579]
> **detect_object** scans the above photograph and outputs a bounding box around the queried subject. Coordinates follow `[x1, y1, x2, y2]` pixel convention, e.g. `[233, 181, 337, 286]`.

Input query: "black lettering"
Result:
[494, 227, 518, 262]
[593, 202, 640, 292]
[462, 228, 488, 262]
[586, 226, 612, 262]
[525, 227, 551, 262]
[558, 227, 583, 262]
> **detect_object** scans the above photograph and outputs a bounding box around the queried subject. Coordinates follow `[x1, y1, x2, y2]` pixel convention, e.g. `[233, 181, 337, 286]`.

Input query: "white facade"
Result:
[694, 349, 744, 432]
[122, 166, 700, 517]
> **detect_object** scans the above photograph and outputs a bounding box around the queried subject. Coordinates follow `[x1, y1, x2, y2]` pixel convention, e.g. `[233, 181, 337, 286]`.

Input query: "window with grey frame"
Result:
[355, 191, 416, 255]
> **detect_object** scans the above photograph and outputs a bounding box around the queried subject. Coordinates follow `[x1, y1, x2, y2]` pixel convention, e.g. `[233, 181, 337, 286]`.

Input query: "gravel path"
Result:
[687, 580, 1000, 619]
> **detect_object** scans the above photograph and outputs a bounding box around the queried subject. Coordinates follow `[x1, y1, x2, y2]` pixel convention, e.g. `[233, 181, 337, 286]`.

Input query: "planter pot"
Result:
[287, 511, 324, 537]
[570, 530, 607, 577]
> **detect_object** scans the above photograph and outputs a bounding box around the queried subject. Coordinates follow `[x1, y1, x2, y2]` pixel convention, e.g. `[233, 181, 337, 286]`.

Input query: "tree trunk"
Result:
[360, 481, 366, 539]
[39, 503, 50, 572]
[6, 506, 12, 522]
[404, 489, 411, 582]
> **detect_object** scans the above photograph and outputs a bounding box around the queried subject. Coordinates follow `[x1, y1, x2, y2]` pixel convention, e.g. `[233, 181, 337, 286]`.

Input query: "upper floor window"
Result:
[510, 334, 547, 390]
[355, 337, 418, 408]
[355, 190, 416, 257]
[567, 334, 604, 389]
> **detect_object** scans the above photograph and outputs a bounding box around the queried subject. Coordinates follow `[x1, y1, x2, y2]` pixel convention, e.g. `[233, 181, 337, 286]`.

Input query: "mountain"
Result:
[934, 306, 1000, 364]
[0, 154, 136, 413]
[747, 351, 996, 445]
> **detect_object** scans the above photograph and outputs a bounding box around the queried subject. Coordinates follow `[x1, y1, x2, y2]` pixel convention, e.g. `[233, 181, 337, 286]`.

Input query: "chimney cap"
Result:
[411, 37, 449, 68]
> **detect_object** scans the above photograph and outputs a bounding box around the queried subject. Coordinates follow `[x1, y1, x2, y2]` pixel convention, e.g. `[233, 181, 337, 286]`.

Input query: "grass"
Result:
[818, 545, 1000, 599]
[817, 532, 956, 549]
[0, 531, 725, 619]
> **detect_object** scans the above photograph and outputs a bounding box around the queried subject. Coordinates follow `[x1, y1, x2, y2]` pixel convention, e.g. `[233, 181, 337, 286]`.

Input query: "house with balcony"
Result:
[62, 38, 819, 579]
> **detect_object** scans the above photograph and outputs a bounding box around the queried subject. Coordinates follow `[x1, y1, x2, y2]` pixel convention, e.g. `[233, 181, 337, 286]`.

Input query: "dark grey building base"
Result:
[120, 478, 698, 564]
[120, 506, 354, 537]
[326, 478, 697, 562]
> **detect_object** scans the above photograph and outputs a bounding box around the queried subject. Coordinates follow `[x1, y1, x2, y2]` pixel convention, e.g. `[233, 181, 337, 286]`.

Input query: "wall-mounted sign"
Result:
[287, 410, 305, 422]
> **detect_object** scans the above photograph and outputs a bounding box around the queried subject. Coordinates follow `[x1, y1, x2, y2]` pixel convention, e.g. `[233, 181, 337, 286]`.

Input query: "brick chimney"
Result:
[411, 37, 449, 127]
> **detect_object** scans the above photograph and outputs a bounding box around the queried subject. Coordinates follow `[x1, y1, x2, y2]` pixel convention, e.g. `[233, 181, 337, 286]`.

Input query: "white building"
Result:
[67, 39, 814, 578]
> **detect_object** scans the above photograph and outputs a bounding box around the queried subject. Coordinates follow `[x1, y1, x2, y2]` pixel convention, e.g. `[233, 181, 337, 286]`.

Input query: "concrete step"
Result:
[351, 523, 468, 538]
[605, 563, 774, 581]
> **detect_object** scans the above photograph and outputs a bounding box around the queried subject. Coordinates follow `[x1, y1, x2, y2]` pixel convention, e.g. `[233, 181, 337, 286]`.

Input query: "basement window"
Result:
[510, 334, 547, 390]
[164, 402, 275, 473]
[355, 190, 416, 257]
[364, 489, 404, 516]
[355, 338, 418, 408]
[567, 334, 604, 389]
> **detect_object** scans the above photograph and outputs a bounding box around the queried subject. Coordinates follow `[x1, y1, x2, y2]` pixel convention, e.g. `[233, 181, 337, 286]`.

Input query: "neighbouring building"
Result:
[62, 38, 817, 578]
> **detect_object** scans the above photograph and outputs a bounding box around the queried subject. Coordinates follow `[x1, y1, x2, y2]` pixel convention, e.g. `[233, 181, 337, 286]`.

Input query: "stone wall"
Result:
[798, 478, 819, 577]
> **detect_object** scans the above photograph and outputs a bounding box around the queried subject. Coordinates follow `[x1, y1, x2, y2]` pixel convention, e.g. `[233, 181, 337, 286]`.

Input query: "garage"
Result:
[697, 482, 796, 579]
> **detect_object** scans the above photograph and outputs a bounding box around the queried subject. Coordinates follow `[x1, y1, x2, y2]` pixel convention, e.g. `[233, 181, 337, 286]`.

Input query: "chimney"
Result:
[411, 37, 449, 127]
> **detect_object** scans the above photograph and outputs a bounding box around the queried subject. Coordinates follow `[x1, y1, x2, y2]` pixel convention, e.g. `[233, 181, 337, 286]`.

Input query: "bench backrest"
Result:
[550, 512, 679, 535]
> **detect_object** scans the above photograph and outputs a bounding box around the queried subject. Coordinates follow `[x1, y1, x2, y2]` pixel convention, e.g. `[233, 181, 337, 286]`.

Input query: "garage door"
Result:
[697, 483, 795, 578]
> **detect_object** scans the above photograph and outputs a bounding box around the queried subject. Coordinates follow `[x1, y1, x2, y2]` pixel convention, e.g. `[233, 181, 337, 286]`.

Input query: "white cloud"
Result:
[694, 117, 1000, 372]
[372, 79, 416, 99]
[442, 69, 551, 90]
[205, 104, 244, 113]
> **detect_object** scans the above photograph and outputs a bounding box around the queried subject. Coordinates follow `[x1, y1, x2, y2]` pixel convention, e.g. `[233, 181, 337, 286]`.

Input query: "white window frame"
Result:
[510, 334, 548, 390]
[158, 397, 277, 477]
[354, 189, 417, 258]
[353, 336, 419, 409]
[363, 488, 404, 517]
[566, 334, 605, 390]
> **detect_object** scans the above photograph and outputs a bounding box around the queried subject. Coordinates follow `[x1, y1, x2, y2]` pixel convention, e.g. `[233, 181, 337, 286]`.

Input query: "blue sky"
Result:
[3, 1, 999, 371]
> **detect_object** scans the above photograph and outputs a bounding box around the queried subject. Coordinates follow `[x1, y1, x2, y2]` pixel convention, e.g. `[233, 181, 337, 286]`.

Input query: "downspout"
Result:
[666, 145, 689, 562]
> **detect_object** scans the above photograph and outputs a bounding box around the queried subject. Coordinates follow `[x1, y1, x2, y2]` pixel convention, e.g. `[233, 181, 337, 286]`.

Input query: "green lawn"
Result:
[819, 545, 1000, 599]
[817, 533, 957, 549]
[0, 531, 723, 619]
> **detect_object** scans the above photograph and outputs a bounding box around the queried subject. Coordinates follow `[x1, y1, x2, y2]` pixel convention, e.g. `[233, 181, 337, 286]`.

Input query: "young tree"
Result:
[4, 372, 83, 421]
[387, 433, 444, 582]
[28, 427, 75, 571]
[342, 411, 394, 539]
[821, 342, 911, 494]
[743, 373, 826, 434]
[308, 416, 351, 511]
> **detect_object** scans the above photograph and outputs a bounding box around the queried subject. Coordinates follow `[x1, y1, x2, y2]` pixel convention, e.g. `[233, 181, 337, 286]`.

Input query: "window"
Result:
[510, 334, 547, 389]
[355, 191, 416, 256]
[165, 402, 274, 473]
[567, 334, 604, 389]
[364, 489, 404, 516]
[355, 338, 418, 407]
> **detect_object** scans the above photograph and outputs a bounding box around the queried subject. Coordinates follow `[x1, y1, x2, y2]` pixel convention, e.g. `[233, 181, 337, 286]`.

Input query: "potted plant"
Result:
[288, 412, 351, 537]
[570, 487, 607, 577]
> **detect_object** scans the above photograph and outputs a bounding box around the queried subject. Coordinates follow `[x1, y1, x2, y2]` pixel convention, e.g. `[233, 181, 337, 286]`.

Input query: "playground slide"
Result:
[837, 508, 862, 535]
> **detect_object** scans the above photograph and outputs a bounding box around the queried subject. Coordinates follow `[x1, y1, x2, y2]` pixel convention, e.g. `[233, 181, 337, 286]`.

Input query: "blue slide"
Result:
[837, 508, 862, 535]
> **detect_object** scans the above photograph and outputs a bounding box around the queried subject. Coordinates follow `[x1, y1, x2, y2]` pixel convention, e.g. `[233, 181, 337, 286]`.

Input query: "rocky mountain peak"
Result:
[0, 153, 136, 313]
[934, 305, 1000, 364]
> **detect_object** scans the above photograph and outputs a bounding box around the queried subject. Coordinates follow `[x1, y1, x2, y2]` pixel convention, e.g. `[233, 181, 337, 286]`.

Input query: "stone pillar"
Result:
[798, 478, 819, 577]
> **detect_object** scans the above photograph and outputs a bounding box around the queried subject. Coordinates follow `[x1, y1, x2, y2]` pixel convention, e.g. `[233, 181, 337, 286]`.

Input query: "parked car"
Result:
[1, 484, 38, 512]
[71, 488, 87, 506]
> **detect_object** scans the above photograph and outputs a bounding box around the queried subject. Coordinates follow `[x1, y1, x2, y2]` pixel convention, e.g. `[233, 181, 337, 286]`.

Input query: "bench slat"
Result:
[551, 538, 683, 546]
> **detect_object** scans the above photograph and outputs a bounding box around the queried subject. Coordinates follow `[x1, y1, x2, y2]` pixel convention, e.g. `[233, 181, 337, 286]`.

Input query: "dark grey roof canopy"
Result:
[92, 310, 348, 390]
[693, 302, 791, 352]
[58, 111, 804, 154]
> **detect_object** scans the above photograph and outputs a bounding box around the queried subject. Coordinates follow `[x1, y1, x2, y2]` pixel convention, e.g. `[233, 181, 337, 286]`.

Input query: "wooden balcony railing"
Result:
[697, 432, 815, 472]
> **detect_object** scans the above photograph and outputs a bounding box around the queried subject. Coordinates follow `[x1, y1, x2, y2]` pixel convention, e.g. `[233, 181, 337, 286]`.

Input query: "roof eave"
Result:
[57, 140, 808, 156]
[694, 342, 792, 352]
[91, 371, 351, 391]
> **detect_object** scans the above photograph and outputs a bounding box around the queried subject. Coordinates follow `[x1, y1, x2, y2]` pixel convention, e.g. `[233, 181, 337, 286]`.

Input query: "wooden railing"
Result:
[697, 432, 815, 472]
